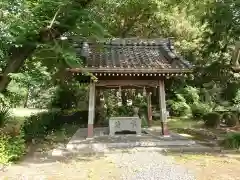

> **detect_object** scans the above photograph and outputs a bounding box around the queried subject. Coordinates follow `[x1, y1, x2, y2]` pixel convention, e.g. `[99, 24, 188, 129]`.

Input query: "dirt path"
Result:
[170, 153, 240, 180]
[0, 148, 195, 180]
[0, 153, 120, 180]
[1, 148, 239, 180]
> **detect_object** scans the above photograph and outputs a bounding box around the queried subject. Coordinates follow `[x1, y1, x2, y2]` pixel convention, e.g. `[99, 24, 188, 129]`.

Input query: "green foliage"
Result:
[22, 111, 61, 141]
[180, 86, 200, 104]
[171, 101, 191, 117]
[222, 112, 239, 127]
[4, 59, 54, 108]
[110, 106, 134, 117]
[191, 103, 211, 119]
[22, 109, 89, 141]
[0, 106, 11, 127]
[0, 93, 10, 107]
[51, 81, 87, 110]
[141, 115, 148, 128]
[0, 0, 239, 133]
[167, 92, 191, 117]
[202, 112, 221, 128]
[62, 110, 88, 127]
[233, 89, 240, 108]
[223, 133, 240, 149]
[0, 130, 25, 164]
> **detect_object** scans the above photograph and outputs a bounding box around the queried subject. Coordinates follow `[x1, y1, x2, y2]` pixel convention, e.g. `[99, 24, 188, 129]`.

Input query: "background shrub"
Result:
[141, 115, 148, 128]
[111, 106, 134, 117]
[0, 106, 11, 127]
[61, 110, 88, 127]
[22, 111, 60, 141]
[222, 112, 239, 127]
[203, 112, 221, 128]
[169, 101, 191, 117]
[22, 110, 88, 141]
[51, 82, 87, 110]
[223, 133, 240, 149]
[0, 130, 25, 164]
[191, 103, 210, 119]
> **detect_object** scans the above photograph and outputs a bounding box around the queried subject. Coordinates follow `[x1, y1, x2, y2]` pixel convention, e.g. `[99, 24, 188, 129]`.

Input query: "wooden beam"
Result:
[96, 80, 158, 87]
[87, 82, 96, 138]
[158, 80, 169, 136]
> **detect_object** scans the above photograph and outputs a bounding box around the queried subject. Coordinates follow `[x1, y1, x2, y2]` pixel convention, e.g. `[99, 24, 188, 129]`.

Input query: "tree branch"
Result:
[48, 7, 61, 29]
[0, 0, 93, 92]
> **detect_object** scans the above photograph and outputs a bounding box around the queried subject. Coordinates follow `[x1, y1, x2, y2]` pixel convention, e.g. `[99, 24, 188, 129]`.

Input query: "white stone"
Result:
[51, 149, 63, 156]
[109, 117, 141, 136]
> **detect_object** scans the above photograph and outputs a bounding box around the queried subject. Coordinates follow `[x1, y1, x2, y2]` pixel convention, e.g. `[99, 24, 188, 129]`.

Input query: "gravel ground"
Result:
[1, 148, 196, 180]
[108, 148, 196, 180]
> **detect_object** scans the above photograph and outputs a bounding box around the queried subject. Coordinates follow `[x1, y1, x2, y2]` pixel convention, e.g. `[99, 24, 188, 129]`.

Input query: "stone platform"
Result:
[66, 127, 220, 154]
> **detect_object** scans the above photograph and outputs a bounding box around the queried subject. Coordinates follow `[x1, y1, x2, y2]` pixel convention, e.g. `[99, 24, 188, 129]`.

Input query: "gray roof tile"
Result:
[72, 38, 192, 73]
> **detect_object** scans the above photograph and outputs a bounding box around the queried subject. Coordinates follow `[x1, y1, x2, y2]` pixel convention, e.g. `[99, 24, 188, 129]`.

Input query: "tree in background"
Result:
[0, 0, 240, 118]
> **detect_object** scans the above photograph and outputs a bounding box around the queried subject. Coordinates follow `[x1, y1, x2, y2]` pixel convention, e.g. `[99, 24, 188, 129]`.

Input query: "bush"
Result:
[0, 130, 25, 164]
[110, 106, 134, 117]
[22, 111, 61, 141]
[51, 82, 87, 110]
[168, 101, 191, 117]
[202, 112, 221, 128]
[223, 133, 240, 149]
[191, 103, 210, 119]
[0, 106, 11, 127]
[22, 110, 88, 141]
[222, 112, 238, 127]
[61, 110, 88, 126]
[51, 85, 77, 110]
[141, 115, 148, 128]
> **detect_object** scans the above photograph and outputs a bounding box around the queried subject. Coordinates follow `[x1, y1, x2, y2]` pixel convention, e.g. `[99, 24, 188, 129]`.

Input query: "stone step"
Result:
[66, 142, 220, 154]
[66, 139, 205, 152]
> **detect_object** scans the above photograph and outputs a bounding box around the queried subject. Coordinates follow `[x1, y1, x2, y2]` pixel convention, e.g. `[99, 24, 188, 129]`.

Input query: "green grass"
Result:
[168, 117, 202, 129]
[152, 117, 202, 130]
[153, 117, 219, 143]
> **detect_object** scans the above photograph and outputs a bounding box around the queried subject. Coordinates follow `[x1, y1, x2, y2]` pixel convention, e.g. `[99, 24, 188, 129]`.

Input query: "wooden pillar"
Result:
[95, 88, 101, 127]
[147, 92, 152, 127]
[87, 82, 96, 138]
[158, 79, 169, 136]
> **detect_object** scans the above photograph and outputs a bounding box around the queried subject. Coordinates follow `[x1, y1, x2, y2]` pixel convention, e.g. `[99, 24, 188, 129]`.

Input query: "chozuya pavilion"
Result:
[65, 38, 192, 138]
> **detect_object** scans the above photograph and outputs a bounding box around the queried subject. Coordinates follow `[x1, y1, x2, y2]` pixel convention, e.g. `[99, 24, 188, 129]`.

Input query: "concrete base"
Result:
[87, 124, 94, 138]
[66, 127, 220, 154]
[66, 140, 220, 154]
[161, 122, 169, 136]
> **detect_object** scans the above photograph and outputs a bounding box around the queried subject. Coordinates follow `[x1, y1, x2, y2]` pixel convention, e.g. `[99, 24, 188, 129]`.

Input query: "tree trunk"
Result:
[24, 86, 30, 108]
[0, 44, 36, 92]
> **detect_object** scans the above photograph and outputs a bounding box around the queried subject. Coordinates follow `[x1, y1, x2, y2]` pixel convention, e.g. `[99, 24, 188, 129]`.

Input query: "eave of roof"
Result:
[68, 38, 193, 74]
[66, 67, 192, 74]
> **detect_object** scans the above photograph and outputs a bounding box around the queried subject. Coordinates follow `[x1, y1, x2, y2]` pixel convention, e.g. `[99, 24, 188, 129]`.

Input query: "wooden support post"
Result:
[158, 80, 169, 136]
[147, 92, 152, 127]
[95, 88, 101, 127]
[87, 82, 96, 138]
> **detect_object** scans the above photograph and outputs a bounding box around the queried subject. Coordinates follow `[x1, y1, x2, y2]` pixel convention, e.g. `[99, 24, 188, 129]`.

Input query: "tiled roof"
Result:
[69, 38, 192, 74]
